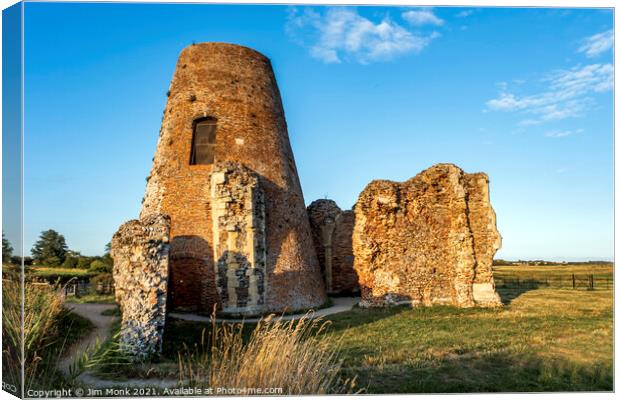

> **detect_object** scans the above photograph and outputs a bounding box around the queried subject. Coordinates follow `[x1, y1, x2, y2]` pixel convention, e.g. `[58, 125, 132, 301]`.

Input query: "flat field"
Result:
[29, 267, 95, 279]
[493, 263, 613, 279]
[328, 289, 612, 392]
[84, 263, 615, 393]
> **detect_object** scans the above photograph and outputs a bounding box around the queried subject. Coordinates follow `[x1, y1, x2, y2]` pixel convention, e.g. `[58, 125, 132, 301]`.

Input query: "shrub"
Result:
[91, 273, 114, 294]
[10, 256, 34, 266]
[88, 260, 110, 274]
[62, 256, 79, 269]
[77, 257, 92, 269]
[44, 256, 62, 267]
[177, 315, 355, 394]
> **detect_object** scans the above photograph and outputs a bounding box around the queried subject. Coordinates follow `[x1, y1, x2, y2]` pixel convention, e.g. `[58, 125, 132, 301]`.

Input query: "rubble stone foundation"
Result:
[111, 214, 170, 360]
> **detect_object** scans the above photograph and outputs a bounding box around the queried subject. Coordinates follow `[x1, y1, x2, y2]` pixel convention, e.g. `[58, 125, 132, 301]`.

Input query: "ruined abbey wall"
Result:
[139, 43, 326, 314]
[352, 164, 502, 308]
[307, 200, 359, 294]
[210, 162, 267, 315]
[464, 173, 503, 305]
[110, 42, 505, 360]
[111, 214, 170, 359]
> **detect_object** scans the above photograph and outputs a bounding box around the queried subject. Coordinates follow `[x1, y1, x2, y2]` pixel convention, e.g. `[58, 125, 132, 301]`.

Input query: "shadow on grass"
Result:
[345, 349, 612, 393]
[325, 305, 412, 333]
[496, 281, 541, 305]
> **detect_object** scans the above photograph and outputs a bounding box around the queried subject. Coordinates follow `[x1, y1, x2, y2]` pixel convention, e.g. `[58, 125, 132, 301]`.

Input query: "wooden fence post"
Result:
[572, 274, 576, 289]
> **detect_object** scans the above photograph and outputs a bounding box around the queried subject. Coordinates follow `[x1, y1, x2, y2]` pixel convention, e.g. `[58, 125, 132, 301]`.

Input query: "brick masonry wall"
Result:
[140, 43, 326, 313]
[331, 210, 359, 294]
[307, 200, 359, 295]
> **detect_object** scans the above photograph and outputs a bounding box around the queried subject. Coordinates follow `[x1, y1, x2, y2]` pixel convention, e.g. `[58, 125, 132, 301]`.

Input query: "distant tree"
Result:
[31, 229, 68, 266]
[102, 241, 113, 268]
[45, 256, 62, 267]
[66, 250, 82, 258]
[77, 257, 92, 269]
[10, 256, 33, 266]
[88, 260, 111, 274]
[62, 256, 79, 269]
[2, 231, 14, 262]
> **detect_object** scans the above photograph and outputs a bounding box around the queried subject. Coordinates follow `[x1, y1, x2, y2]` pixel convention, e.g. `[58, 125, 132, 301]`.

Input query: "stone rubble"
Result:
[210, 161, 267, 316]
[352, 164, 502, 308]
[110, 214, 170, 360]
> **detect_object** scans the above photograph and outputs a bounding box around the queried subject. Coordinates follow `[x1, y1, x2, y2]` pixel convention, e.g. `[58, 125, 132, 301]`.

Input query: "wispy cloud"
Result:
[402, 8, 445, 26]
[544, 128, 584, 138]
[578, 29, 613, 58]
[286, 7, 440, 64]
[456, 9, 474, 18]
[486, 63, 613, 125]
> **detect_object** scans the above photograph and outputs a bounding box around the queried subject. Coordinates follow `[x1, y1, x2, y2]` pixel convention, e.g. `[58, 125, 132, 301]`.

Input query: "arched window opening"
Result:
[190, 117, 217, 165]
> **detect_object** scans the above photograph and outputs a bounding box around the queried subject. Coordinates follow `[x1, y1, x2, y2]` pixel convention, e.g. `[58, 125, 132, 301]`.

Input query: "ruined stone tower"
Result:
[139, 42, 326, 315]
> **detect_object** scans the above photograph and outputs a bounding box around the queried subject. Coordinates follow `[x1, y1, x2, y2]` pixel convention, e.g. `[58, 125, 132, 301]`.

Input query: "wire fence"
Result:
[495, 274, 613, 290]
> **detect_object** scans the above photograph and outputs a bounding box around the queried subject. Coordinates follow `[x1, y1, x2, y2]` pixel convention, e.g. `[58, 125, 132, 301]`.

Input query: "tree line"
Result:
[2, 229, 112, 274]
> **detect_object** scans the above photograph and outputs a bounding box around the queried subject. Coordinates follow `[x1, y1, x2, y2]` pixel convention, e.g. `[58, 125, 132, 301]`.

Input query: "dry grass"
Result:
[493, 263, 613, 278]
[177, 314, 356, 394]
[2, 275, 94, 394]
[2, 276, 65, 394]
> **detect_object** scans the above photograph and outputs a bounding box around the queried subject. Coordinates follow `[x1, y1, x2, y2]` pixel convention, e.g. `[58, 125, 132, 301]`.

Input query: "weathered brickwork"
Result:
[464, 173, 503, 306]
[140, 43, 326, 314]
[331, 210, 359, 294]
[307, 200, 359, 295]
[111, 214, 170, 360]
[210, 161, 267, 316]
[352, 164, 502, 308]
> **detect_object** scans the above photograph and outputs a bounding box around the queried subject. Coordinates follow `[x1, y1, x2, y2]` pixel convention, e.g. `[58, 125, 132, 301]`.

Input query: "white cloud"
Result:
[456, 10, 474, 18]
[544, 129, 584, 138]
[578, 30, 613, 58]
[486, 63, 613, 124]
[287, 7, 440, 64]
[402, 8, 445, 26]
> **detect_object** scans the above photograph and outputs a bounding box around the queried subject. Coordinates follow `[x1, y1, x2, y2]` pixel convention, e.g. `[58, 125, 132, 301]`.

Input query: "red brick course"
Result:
[140, 43, 326, 313]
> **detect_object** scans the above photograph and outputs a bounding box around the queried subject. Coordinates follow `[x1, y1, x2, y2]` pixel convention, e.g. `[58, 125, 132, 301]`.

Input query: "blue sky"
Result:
[13, 3, 613, 260]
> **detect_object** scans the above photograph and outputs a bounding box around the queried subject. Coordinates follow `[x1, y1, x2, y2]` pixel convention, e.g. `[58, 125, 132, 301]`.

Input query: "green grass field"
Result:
[493, 263, 613, 279]
[327, 287, 612, 393]
[29, 267, 96, 279]
[87, 263, 614, 393]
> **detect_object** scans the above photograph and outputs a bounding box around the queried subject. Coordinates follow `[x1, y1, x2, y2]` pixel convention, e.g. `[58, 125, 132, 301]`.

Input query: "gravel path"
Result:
[58, 297, 359, 389]
[170, 297, 359, 323]
[57, 303, 118, 374]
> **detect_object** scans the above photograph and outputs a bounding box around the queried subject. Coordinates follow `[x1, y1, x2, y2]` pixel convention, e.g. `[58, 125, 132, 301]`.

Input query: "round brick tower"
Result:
[140, 43, 327, 315]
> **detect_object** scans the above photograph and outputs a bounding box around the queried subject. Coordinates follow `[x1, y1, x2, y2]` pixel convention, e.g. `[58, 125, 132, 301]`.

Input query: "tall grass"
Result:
[2, 276, 73, 394]
[178, 314, 356, 395]
[2, 274, 23, 396]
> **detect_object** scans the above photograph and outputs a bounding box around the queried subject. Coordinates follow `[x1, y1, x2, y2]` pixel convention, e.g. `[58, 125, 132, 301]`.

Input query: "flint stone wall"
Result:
[307, 199, 359, 294]
[111, 214, 170, 360]
[210, 161, 267, 316]
[353, 164, 502, 308]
